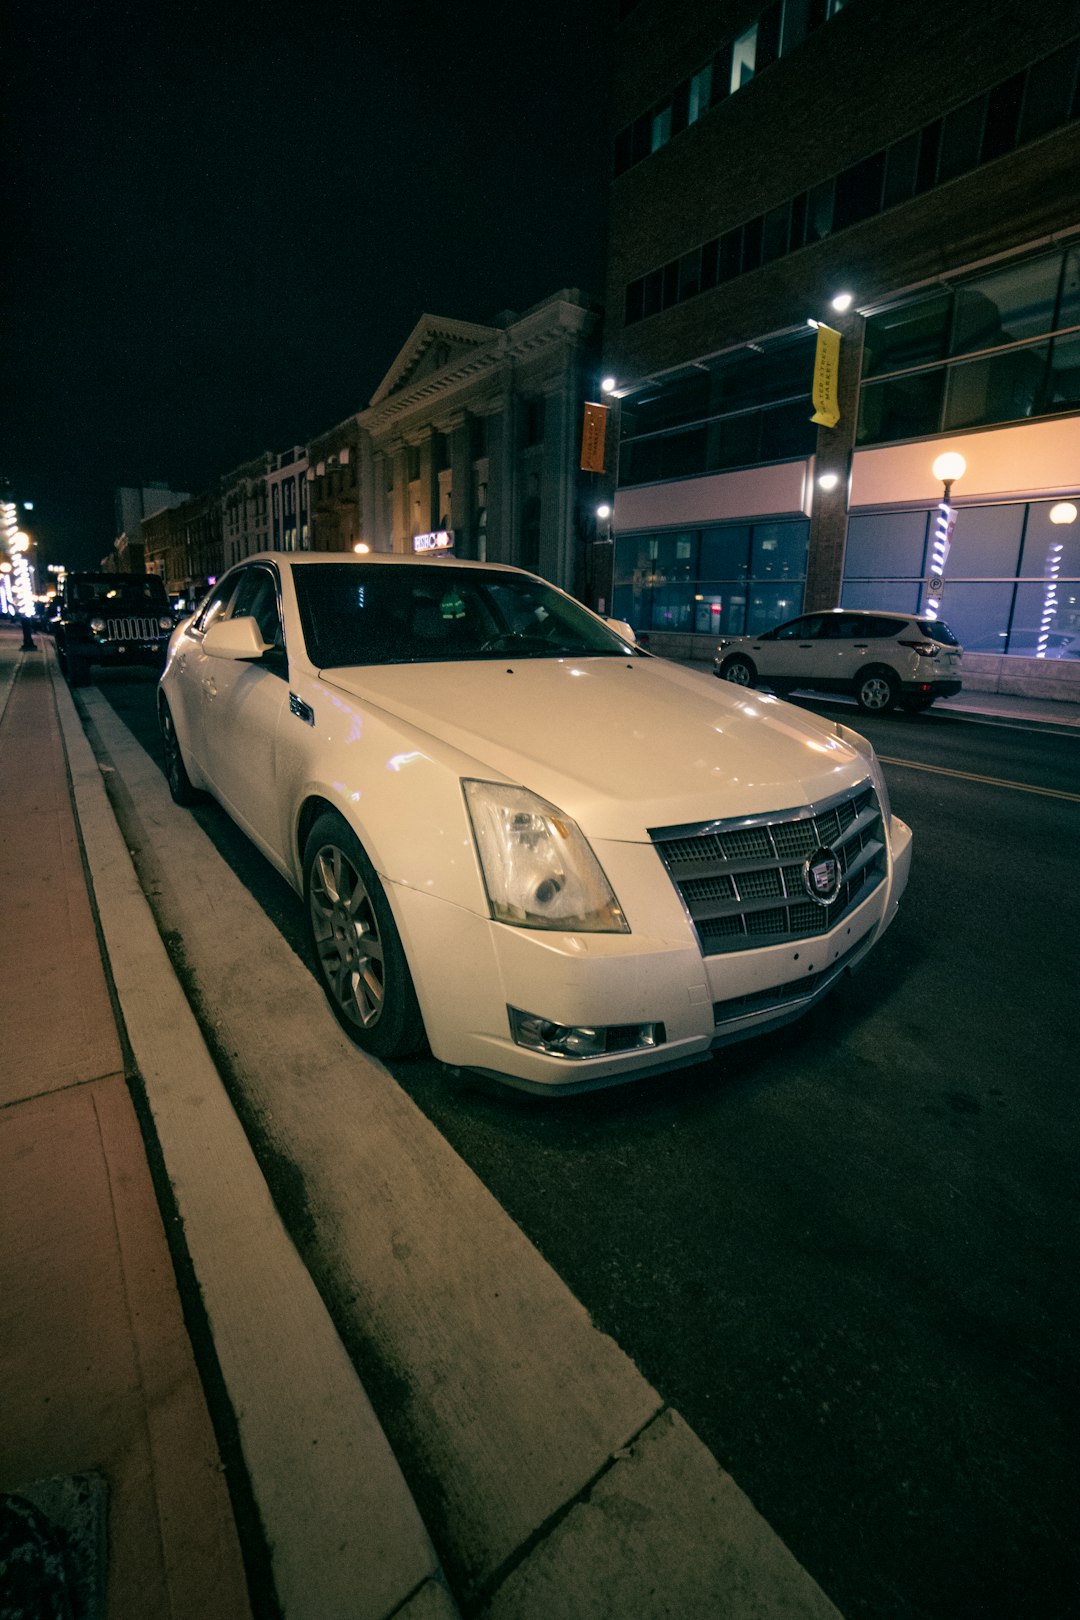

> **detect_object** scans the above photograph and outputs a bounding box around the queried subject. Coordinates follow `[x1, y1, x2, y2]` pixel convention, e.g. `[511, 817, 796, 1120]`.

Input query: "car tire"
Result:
[855, 667, 900, 713]
[720, 654, 756, 688]
[159, 696, 201, 805]
[302, 811, 425, 1061]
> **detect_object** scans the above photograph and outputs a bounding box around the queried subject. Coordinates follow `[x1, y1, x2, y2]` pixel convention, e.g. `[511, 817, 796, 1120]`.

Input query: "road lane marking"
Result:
[878, 755, 1080, 803]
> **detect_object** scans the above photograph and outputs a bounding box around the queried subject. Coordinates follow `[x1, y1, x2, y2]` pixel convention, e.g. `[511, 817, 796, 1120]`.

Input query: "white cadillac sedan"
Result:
[158, 554, 912, 1094]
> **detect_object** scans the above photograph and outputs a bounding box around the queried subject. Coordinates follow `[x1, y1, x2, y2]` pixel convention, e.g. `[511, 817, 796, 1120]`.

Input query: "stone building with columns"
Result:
[601, 0, 1080, 696]
[355, 289, 602, 597]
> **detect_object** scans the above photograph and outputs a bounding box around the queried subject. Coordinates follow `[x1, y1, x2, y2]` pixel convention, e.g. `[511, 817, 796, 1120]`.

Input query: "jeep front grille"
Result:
[98, 617, 164, 642]
[650, 783, 887, 956]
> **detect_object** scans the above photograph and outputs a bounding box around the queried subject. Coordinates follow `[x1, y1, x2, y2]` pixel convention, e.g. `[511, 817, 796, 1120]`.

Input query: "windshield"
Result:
[70, 577, 169, 609]
[292, 563, 638, 668]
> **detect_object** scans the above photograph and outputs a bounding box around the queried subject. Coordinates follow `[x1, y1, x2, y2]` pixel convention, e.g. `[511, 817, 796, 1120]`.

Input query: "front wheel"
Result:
[303, 812, 425, 1060]
[855, 668, 900, 713]
[159, 697, 200, 805]
[720, 655, 756, 688]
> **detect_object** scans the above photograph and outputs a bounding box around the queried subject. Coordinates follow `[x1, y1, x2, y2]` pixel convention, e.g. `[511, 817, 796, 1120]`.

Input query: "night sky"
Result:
[4, 0, 610, 570]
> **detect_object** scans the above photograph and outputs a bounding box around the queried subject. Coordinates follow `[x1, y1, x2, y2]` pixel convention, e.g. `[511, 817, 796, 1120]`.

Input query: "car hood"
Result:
[319, 656, 869, 841]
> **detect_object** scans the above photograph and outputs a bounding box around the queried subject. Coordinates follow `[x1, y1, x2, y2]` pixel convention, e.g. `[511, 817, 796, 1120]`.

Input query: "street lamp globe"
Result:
[830, 292, 853, 313]
[597, 503, 612, 521]
[932, 452, 966, 485]
[600, 377, 617, 394]
[11, 531, 31, 553]
[1049, 502, 1077, 525]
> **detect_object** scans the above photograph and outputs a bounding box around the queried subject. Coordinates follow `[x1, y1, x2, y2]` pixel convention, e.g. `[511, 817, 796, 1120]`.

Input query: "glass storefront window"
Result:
[925, 582, 1017, 652]
[751, 521, 809, 580]
[700, 526, 750, 577]
[841, 580, 923, 614]
[612, 522, 808, 635]
[945, 503, 1024, 577]
[1020, 502, 1080, 578]
[841, 502, 1080, 657]
[747, 584, 803, 633]
[845, 511, 928, 578]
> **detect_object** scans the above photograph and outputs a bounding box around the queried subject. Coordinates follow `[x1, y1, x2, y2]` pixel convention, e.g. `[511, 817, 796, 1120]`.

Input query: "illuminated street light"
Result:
[925, 453, 966, 620]
[817, 472, 839, 491]
[596, 503, 612, 520]
[830, 291, 854, 313]
[600, 377, 617, 394]
[1037, 500, 1075, 657]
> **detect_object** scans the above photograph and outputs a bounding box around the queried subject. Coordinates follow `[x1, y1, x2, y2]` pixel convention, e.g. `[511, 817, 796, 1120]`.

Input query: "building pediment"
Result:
[369, 315, 497, 407]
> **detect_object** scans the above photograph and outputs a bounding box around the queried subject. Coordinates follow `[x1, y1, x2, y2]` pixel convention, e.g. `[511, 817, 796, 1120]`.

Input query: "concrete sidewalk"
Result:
[0, 634, 252, 1617]
[0, 628, 457, 1620]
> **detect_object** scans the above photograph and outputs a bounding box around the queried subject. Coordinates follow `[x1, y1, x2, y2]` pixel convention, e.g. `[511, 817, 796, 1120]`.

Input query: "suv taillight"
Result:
[899, 639, 939, 657]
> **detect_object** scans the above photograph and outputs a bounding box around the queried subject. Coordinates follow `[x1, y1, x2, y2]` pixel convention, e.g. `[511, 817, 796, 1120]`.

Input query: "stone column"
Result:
[447, 415, 474, 557]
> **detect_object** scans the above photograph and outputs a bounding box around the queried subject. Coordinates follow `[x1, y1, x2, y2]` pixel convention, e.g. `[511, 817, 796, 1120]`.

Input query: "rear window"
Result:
[851, 615, 907, 638]
[917, 618, 959, 646]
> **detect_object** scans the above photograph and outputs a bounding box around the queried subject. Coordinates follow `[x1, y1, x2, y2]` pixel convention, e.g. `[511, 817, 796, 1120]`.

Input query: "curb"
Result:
[48, 644, 460, 1620]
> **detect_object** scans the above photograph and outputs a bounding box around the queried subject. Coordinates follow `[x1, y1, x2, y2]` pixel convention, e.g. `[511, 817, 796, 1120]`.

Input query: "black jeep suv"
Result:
[55, 572, 175, 686]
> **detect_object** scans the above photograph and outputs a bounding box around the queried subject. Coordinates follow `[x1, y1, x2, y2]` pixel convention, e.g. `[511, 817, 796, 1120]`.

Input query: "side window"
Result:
[194, 577, 240, 633]
[776, 617, 810, 639]
[229, 567, 284, 651]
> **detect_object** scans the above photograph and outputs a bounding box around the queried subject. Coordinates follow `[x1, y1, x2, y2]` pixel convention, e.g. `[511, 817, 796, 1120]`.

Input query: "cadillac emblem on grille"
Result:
[803, 845, 841, 906]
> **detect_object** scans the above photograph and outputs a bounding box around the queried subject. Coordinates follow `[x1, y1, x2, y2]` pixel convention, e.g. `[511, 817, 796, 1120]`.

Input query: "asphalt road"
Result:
[95, 669, 1080, 1620]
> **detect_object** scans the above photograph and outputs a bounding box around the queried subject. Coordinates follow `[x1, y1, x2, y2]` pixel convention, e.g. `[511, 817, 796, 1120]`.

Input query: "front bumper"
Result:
[388, 812, 912, 1094]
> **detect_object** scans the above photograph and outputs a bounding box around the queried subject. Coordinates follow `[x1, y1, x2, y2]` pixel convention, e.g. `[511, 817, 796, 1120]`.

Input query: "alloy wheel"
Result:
[308, 843, 385, 1029]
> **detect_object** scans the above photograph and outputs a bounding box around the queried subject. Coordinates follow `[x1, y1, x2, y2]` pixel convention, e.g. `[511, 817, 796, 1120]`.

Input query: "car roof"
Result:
[815, 609, 919, 622]
[240, 550, 531, 576]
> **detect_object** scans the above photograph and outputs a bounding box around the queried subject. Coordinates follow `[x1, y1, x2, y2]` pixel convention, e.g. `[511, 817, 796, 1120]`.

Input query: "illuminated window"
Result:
[730, 24, 757, 92]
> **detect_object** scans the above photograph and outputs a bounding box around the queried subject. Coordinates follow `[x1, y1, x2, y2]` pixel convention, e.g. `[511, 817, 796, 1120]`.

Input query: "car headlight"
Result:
[463, 779, 628, 933]
[158, 615, 173, 631]
[90, 616, 106, 634]
[835, 722, 892, 826]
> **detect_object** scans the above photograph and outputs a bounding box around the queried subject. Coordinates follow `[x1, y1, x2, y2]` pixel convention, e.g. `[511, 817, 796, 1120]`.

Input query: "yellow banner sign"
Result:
[580, 401, 609, 472]
[810, 324, 842, 429]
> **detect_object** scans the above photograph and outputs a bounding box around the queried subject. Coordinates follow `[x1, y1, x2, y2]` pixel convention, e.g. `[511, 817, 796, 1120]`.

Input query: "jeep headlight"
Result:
[835, 722, 892, 826]
[90, 616, 106, 635]
[463, 780, 628, 933]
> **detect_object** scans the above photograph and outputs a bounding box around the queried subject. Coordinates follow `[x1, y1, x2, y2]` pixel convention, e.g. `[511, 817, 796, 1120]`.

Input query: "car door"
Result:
[172, 576, 240, 772]
[762, 615, 824, 686]
[200, 563, 292, 861]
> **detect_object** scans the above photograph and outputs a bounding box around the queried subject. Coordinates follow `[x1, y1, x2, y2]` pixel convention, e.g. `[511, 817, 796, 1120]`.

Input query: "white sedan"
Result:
[158, 554, 912, 1094]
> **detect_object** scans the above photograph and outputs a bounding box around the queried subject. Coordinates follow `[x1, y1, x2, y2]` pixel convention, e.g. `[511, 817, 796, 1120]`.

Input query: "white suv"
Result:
[714, 609, 963, 713]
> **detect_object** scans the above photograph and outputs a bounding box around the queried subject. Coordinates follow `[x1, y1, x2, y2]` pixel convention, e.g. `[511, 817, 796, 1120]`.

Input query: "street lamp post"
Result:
[926, 453, 966, 620]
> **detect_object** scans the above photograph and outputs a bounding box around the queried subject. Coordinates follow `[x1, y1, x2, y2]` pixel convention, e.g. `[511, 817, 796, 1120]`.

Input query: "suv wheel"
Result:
[855, 667, 899, 713]
[720, 654, 756, 688]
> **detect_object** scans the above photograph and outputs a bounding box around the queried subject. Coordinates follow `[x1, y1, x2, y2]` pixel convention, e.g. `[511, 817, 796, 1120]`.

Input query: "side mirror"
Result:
[604, 617, 637, 645]
[202, 615, 271, 661]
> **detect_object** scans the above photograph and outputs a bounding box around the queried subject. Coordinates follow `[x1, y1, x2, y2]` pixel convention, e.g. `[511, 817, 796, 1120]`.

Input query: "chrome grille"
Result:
[99, 616, 164, 642]
[651, 783, 887, 956]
